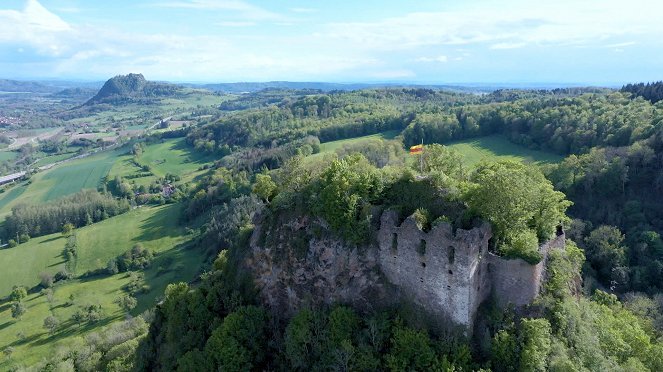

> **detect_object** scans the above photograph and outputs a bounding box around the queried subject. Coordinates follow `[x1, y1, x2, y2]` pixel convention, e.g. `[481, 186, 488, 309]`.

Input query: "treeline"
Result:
[4, 190, 130, 239]
[402, 92, 662, 154]
[622, 81, 663, 103]
[187, 88, 482, 155]
[193, 88, 663, 167]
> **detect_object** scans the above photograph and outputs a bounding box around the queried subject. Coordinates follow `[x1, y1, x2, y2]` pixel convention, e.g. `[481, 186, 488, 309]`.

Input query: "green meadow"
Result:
[136, 138, 215, 179]
[0, 204, 205, 367]
[306, 130, 560, 168]
[445, 135, 563, 167]
[0, 148, 125, 219]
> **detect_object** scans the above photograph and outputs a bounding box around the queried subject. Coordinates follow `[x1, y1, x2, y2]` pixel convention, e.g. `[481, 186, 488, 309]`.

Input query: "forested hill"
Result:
[621, 81, 663, 103]
[85, 73, 181, 105]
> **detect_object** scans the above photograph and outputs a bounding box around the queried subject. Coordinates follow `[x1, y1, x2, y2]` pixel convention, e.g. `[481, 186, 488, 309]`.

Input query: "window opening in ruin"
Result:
[418, 239, 426, 255]
[448, 270, 453, 275]
[448, 246, 455, 264]
[421, 262, 426, 268]
[447, 285, 451, 290]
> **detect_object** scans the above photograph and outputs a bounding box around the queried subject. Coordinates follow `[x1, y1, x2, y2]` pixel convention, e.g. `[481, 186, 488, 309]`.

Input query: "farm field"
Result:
[0, 151, 16, 162]
[134, 138, 215, 181]
[0, 204, 205, 367]
[306, 130, 401, 163]
[318, 130, 401, 153]
[31, 152, 76, 168]
[0, 147, 126, 218]
[0, 204, 188, 297]
[445, 135, 563, 166]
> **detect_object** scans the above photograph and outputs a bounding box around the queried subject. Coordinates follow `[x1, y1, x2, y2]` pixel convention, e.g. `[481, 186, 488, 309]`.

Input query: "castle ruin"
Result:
[377, 210, 565, 329]
[247, 210, 565, 331]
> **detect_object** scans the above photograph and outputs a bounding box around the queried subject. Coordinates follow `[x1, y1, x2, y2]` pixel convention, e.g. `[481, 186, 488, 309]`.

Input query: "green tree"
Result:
[115, 294, 138, 313]
[418, 143, 465, 179]
[584, 226, 628, 287]
[519, 318, 552, 372]
[62, 222, 75, 237]
[43, 315, 59, 334]
[464, 161, 571, 261]
[11, 302, 26, 320]
[10, 286, 27, 302]
[312, 154, 383, 244]
[253, 173, 277, 202]
[284, 309, 315, 369]
[205, 306, 268, 371]
[491, 329, 519, 372]
[386, 325, 438, 371]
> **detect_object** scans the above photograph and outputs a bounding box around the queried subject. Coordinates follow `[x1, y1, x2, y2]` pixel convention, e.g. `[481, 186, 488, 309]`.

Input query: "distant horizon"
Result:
[0, 75, 630, 89]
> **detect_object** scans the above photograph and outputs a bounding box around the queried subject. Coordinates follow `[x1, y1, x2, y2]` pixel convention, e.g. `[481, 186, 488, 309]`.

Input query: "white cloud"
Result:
[0, 0, 73, 55]
[490, 42, 526, 50]
[415, 55, 448, 63]
[152, 0, 283, 21]
[290, 8, 317, 13]
[605, 41, 636, 48]
[217, 21, 255, 27]
[323, 0, 663, 52]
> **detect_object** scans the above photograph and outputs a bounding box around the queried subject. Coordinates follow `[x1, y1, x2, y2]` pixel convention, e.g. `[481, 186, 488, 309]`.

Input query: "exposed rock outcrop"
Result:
[246, 210, 565, 331]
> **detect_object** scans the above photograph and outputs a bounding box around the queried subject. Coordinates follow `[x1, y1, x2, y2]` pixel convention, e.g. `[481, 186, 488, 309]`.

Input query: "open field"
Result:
[31, 152, 76, 168]
[306, 130, 401, 163]
[134, 138, 216, 181]
[0, 151, 16, 162]
[0, 204, 205, 367]
[445, 135, 563, 167]
[318, 130, 401, 153]
[0, 147, 126, 219]
[0, 204, 187, 297]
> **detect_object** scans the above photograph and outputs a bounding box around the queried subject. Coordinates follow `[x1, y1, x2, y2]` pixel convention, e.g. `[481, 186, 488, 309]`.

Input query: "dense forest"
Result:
[622, 81, 663, 103]
[19, 83, 663, 371]
[185, 86, 663, 294]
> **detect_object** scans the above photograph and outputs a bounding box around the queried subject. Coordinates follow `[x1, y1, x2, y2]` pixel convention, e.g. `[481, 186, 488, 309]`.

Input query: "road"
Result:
[0, 143, 121, 186]
[147, 116, 172, 131]
[0, 116, 168, 186]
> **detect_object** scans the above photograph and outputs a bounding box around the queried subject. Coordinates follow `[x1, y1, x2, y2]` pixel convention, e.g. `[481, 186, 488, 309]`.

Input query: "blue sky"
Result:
[0, 0, 661, 84]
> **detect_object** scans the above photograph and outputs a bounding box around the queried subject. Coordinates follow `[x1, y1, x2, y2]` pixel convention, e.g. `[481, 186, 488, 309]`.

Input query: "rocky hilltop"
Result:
[85, 73, 180, 105]
[246, 210, 565, 332]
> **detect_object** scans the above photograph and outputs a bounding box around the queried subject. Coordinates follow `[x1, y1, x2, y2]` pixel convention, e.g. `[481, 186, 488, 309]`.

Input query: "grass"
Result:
[0, 204, 205, 367]
[0, 151, 16, 163]
[445, 135, 563, 167]
[318, 130, 400, 153]
[0, 147, 125, 218]
[0, 204, 188, 297]
[306, 130, 401, 163]
[31, 153, 76, 168]
[134, 138, 216, 181]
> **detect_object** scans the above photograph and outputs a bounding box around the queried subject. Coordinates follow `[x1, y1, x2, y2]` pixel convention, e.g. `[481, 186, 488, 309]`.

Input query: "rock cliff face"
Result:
[246, 216, 391, 316]
[246, 210, 565, 330]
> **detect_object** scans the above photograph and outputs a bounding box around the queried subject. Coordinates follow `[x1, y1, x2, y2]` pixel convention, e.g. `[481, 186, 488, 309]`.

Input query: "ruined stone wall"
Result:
[248, 210, 563, 330]
[487, 232, 566, 307]
[376, 211, 492, 328]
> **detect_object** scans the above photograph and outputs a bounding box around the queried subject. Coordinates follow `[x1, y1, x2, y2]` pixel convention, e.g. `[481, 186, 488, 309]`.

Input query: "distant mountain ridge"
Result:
[85, 73, 181, 105]
[187, 81, 498, 93]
